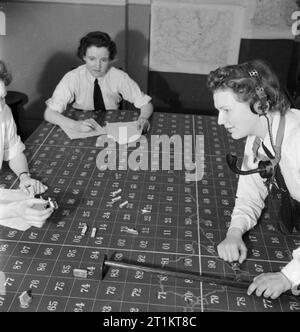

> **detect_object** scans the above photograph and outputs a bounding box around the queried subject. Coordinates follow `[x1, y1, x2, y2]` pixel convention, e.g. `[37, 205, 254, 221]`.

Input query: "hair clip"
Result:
[248, 69, 259, 78]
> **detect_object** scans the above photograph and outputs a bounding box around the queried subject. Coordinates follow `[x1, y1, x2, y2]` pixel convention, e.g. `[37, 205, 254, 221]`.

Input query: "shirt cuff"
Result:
[45, 98, 65, 113]
[134, 95, 152, 109]
[4, 139, 25, 161]
[281, 248, 300, 288]
[229, 215, 252, 234]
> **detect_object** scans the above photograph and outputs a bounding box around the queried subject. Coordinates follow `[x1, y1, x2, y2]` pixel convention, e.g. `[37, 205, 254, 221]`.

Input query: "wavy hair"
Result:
[207, 59, 290, 114]
[77, 31, 117, 61]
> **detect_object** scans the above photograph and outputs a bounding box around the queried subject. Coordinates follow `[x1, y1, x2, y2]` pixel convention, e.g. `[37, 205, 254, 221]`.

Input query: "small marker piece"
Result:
[111, 195, 121, 203]
[91, 227, 97, 238]
[121, 226, 139, 235]
[81, 224, 88, 236]
[119, 200, 128, 208]
[0, 271, 6, 296]
[19, 290, 32, 309]
[141, 208, 151, 214]
[73, 268, 88, 278]
[110, 188, 122, 197]
[48, 197, 58, 210]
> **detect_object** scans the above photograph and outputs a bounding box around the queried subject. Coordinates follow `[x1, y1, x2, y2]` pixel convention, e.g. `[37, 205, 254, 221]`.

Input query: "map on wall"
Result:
[149, 1, 245, 75]
[243, 0, 299, 39]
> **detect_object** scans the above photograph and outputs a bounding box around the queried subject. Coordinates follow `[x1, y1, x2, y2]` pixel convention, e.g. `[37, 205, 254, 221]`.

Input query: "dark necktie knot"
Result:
[93, 78, 106, 112]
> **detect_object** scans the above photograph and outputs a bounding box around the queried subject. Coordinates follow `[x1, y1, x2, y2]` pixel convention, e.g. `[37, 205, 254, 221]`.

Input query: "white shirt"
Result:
[0, 104, 25, 170]
[282, 247, 300, 290]
[229, 108, 300, 286]
[46, 65, 151, 112]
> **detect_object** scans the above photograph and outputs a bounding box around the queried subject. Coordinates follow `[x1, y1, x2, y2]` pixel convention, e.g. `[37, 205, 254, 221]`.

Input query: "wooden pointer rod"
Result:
[101, 255, 296, 297]
[101, 254, 249, 290]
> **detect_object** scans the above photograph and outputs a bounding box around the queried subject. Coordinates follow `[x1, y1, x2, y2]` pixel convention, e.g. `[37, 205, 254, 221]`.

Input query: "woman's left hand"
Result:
[247, 272, 292, 299]
[19, 175, 48, 196]
[137, 117, 150, 133]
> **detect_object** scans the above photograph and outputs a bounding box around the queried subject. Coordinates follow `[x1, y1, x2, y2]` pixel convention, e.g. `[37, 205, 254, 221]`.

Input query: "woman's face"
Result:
[213, 89, 259, 140]
[83, 46, 111, 78]
[0, 80, 7, 112]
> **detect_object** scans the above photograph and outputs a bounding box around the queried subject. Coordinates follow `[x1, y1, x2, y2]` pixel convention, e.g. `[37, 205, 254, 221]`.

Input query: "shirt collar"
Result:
[84, 65, 111, 84]
[84, 65, 96, 84]
[252, 112, 281, 161]
[261, 111, 281, 157]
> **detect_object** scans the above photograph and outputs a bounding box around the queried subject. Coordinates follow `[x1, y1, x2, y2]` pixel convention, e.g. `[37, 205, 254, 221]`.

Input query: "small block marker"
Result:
[121, 226, 139, 235]
[48, 197, 58, 210]
[111, 195, 121, 203]
[81, 224, 88, 236]
[19, 290, 32, 309]
[73, 268, 88, 278]
[110, 188, 122, 197]
[91, 227, 97, 238]
[119, 200, 128, 208]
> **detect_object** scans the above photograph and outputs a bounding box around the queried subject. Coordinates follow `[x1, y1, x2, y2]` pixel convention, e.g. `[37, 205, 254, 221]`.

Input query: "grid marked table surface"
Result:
[0, 109, 300, 312]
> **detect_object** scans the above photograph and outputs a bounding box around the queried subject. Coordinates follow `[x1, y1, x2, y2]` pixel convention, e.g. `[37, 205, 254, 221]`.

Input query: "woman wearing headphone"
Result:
[207, 59, 300, 299]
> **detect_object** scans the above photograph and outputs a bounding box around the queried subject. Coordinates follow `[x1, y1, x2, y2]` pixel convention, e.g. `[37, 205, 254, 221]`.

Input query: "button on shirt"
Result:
[229, 109, 300, 287]
[0, 104, 25, 170]
[46, 65, 151, 112]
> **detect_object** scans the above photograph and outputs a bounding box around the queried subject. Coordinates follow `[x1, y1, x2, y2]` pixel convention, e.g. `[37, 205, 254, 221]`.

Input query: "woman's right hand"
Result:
[9, 198, 54, 228]
[217, 227, 247, 264]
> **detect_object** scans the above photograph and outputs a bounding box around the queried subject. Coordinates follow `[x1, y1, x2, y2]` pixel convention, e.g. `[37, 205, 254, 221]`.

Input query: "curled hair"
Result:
[207, 59, 290, 115]
[77, 31, 117, 61]
[0, 60, 12, 86]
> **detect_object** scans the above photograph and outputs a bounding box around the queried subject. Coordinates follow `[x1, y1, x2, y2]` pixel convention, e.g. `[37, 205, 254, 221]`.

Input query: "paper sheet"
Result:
[105, 121, 142, 145]
[61, 118, 106, 140]
[0, 189, 32, 231]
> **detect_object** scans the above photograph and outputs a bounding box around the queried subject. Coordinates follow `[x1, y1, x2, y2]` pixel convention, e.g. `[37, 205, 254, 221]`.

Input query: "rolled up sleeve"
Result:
[3, 106, 25, 161]
[45, 72, 75, 113]
[119, 73, 151, 109]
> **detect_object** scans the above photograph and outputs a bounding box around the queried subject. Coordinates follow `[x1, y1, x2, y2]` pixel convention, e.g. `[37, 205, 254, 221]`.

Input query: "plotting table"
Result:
[0, 109, 300, 312]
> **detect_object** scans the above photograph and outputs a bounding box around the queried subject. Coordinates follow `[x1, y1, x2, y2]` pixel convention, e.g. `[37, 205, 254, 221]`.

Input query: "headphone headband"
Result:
[246, 65, 269, 115]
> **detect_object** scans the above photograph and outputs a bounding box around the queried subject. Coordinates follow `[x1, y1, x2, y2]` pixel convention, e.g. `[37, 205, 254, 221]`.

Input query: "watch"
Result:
[18, 171, 31, 180]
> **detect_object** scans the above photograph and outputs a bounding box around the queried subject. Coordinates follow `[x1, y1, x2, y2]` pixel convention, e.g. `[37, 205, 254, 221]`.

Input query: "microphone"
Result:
[226, 153, 274, 179]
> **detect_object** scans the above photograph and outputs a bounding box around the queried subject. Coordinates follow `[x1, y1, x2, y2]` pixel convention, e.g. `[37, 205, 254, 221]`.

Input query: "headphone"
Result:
[226, 153, 274, 179]
[226, 64, 283, 180]
[247, 67, 270, 116]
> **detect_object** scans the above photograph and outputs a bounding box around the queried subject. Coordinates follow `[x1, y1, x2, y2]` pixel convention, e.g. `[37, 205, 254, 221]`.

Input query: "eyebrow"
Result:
[88, 55, 109, 60]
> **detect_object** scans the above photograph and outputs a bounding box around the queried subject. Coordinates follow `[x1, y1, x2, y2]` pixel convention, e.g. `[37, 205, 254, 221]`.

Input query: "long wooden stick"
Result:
[102, 255, 249, 290]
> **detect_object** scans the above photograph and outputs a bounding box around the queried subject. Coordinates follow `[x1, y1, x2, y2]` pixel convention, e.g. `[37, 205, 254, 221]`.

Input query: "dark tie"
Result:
[93, 78, 106, 112]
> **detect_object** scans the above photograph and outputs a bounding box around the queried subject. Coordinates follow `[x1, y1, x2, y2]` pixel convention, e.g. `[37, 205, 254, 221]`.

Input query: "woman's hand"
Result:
[9, 198, 54, 228]
[247, 272, 292, 299]
[137, 117, 150, 133]
[217, 227, 247, 264]
[19, 174, 48, 196]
